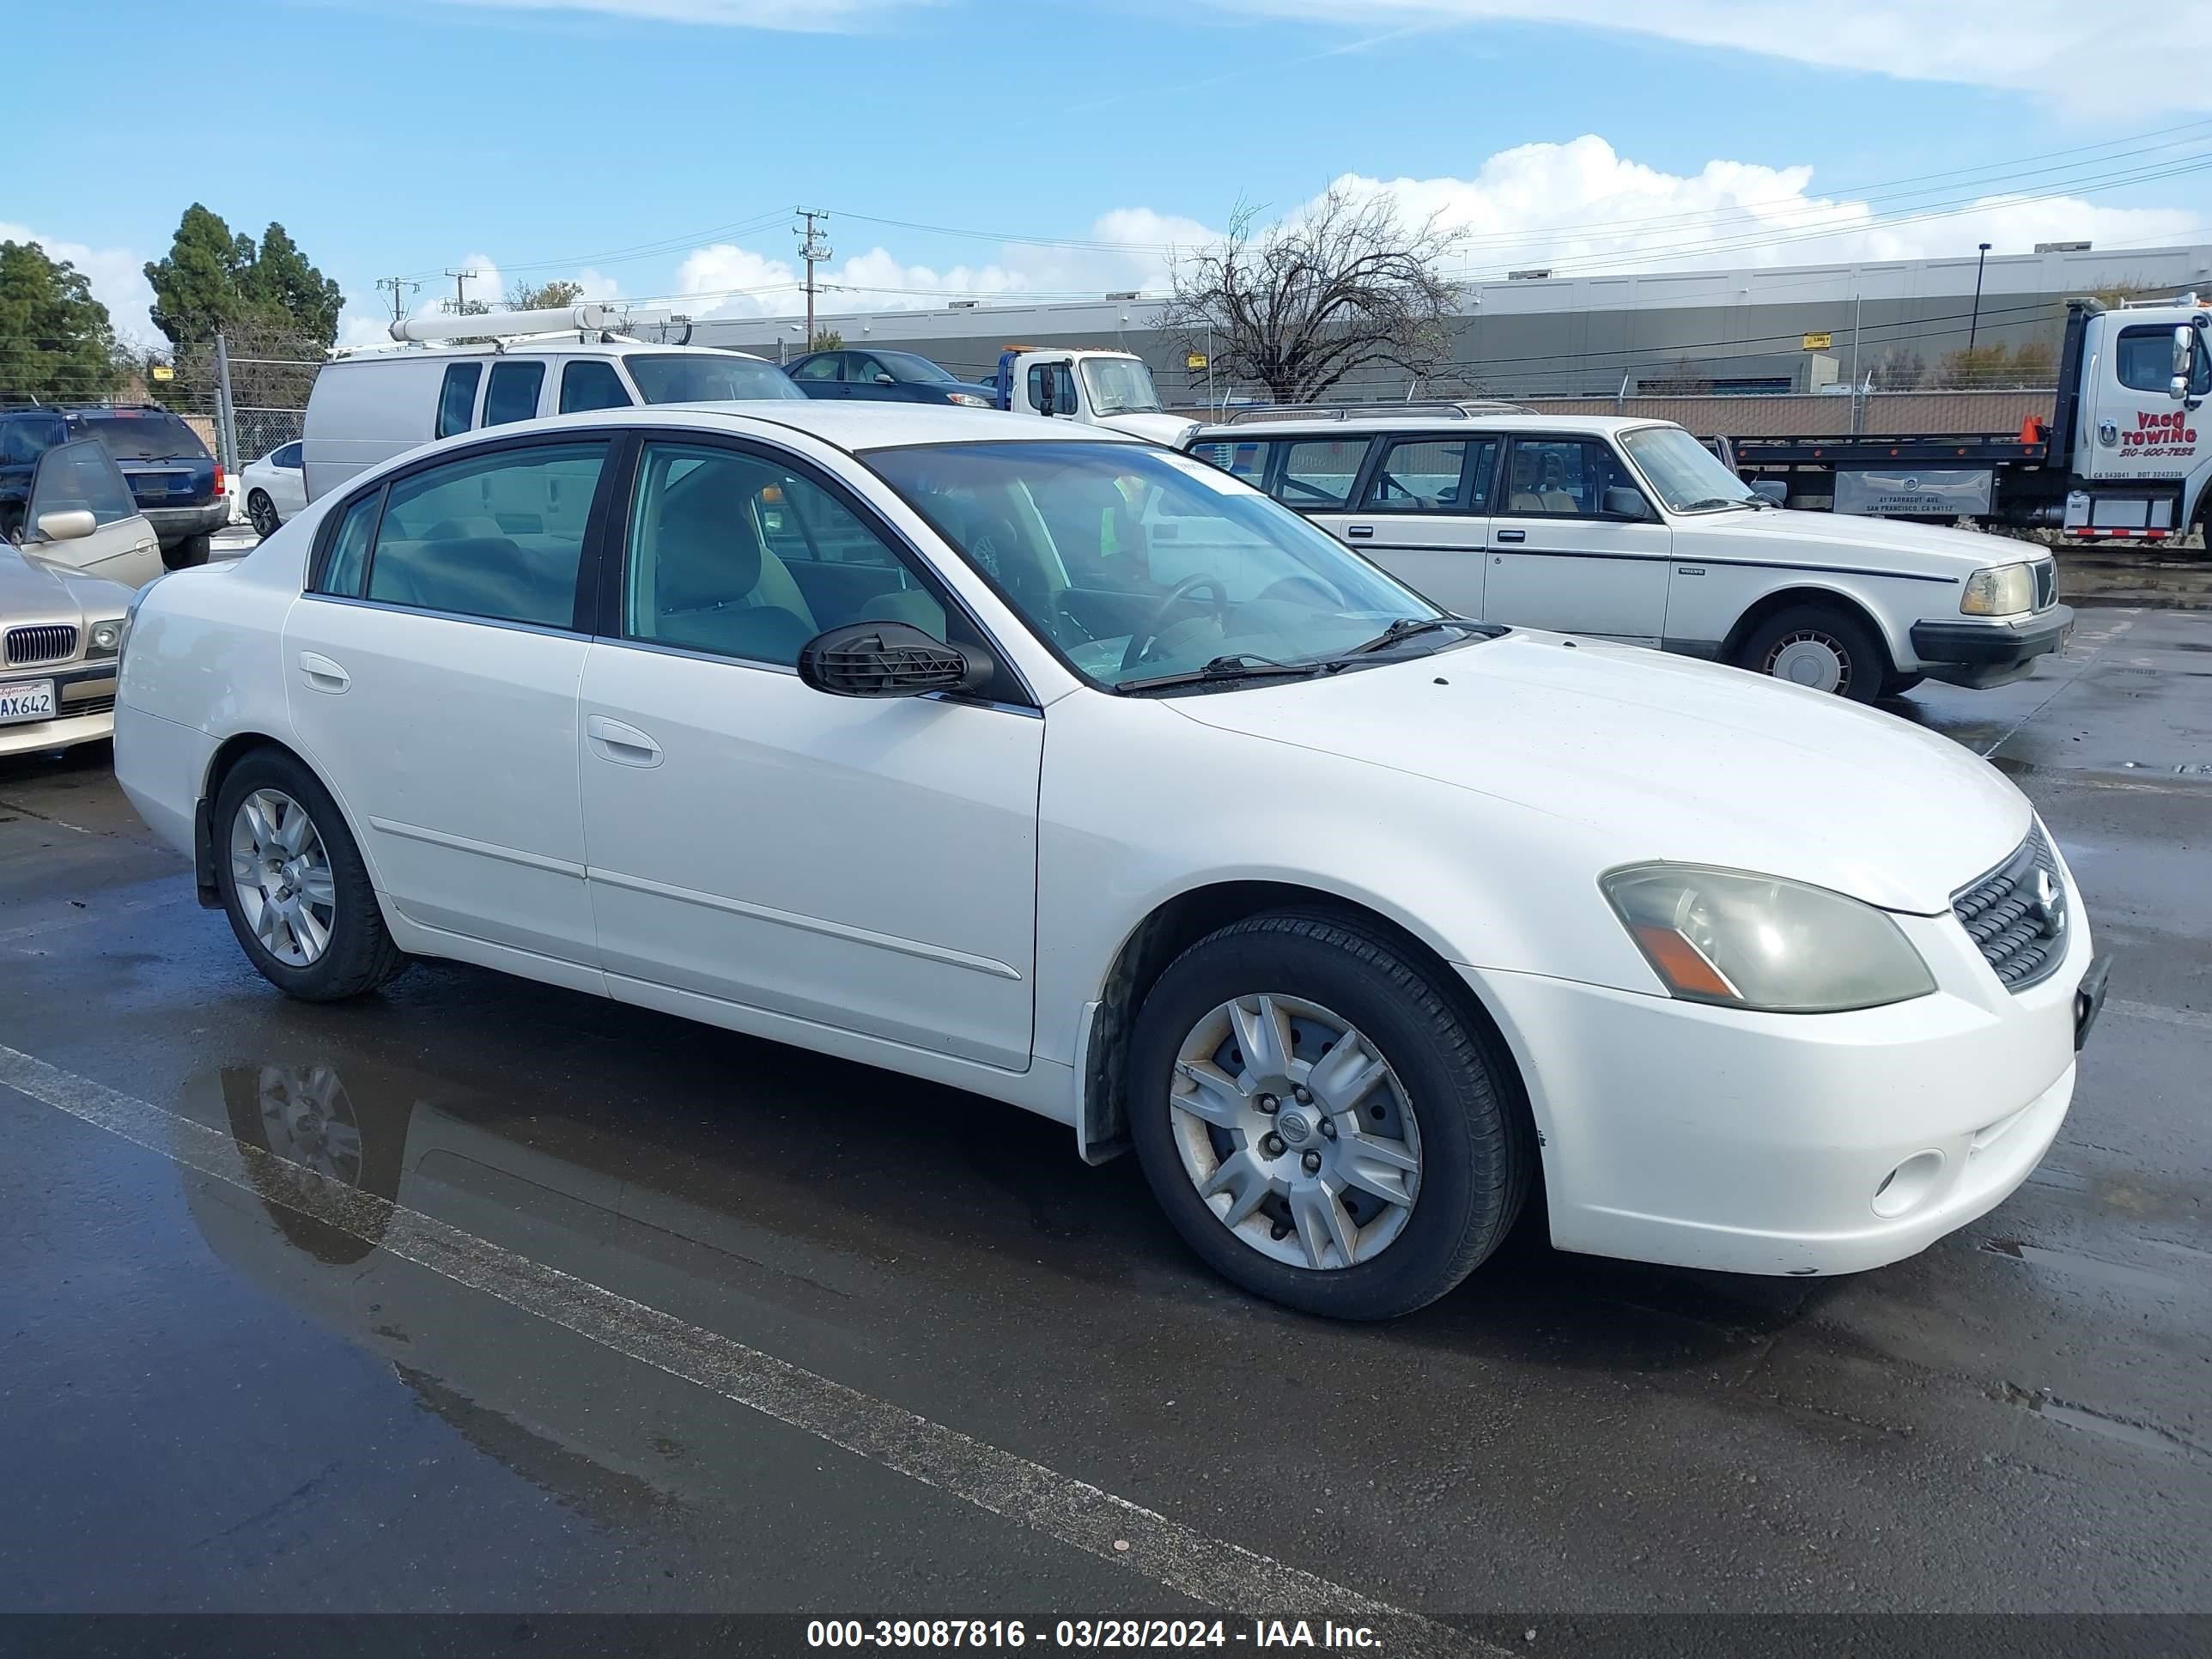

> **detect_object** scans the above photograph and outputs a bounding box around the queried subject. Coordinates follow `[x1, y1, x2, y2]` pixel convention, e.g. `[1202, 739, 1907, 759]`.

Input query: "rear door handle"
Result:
[1345, 524, 1374, 539]
[297, 651, 349, 693]
[586, 714, 662, 768]
[1495, 529, 1527, 543]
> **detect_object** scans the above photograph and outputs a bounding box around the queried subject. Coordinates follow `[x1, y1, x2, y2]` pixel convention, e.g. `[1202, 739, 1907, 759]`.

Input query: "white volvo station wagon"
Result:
[113, 403, 2110, 1319]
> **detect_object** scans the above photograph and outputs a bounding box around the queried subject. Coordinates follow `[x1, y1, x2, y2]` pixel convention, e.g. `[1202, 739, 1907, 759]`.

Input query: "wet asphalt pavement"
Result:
[1, 596, 2208, 1639]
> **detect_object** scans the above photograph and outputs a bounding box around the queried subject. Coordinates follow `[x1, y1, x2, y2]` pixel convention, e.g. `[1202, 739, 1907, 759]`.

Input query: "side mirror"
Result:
[797, 620, 984, 698]
[35, 508, 96, 542]
[1750, 479, 1788, 505]
[1601, 485, 1652, 520]
[875, 373, 896, 386]
[2172, 325, 2196, 401]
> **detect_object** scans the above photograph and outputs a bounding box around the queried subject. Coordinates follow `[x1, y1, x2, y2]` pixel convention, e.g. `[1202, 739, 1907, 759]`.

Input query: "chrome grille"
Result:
[1953, 825, 2067, 992]
[2033, 560, 2057, 611]
[63, 695, 116, 717]
[4, 624, 77, 667]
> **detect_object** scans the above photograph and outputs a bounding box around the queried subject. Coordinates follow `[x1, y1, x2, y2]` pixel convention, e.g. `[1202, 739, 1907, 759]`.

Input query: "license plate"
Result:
[0, 679, 57, 724]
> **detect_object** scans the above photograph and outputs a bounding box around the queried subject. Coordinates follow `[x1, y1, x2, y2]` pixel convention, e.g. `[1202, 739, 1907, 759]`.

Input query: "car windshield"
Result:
[1619, 424, 1760, 512]
[73, 412, 204, 460]
[882, 352, 958, 383]
[623, 354, 804, 404]
[865, 440, 1459, 691]
[1079, 358, 1164, 415]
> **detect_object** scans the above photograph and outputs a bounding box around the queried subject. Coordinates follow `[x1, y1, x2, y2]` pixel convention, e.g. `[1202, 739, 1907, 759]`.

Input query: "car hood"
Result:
[1098, 411, 1202, 447]
[1164, 630, 2028, 914]
[1692, 506, 2027, 574]
[0, 545, 131, 621]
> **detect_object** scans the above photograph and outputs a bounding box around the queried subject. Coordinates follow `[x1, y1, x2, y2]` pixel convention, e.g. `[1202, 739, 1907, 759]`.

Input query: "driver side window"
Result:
[623, 441, 948, 669]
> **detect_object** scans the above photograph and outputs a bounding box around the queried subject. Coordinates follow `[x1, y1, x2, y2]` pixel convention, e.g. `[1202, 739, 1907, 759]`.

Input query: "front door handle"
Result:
[1345, 524, 1375, 539]
[298, 651, 349, 693]
[1495, 529, 1527, 543]
[586, 714, 663, 768]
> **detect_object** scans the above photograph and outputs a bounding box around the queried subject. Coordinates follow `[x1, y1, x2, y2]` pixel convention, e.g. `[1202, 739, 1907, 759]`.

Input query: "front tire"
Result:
[214, 749, 407, 1001]
[1735, 602, 1887, 703]
[247, 489, 280, 538]
[163, 532, 211, 570]
[1127, 912, 1531, 1319]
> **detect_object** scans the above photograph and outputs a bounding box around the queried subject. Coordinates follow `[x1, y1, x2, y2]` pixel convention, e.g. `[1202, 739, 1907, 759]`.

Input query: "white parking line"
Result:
[0, 1042, 1492, 1654]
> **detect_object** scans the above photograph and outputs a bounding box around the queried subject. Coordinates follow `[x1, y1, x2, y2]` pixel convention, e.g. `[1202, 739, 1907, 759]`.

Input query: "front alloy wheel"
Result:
[1170, 994, 1422, 1271]
[229, 787, 337, 966]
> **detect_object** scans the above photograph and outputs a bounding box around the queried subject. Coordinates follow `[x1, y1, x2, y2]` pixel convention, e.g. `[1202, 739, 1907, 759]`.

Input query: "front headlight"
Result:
[944, 392, 993, 407]
[87, 618, 124, 656]
[1602, 864, 1936, 1013]
[1960, 562, 2035, 617]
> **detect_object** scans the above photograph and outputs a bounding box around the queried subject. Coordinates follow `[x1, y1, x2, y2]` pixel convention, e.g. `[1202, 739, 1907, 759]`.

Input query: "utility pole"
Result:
[1968, 242, 1992, 352]
[795, 210, 831, 349]
[376, 276, 422, 325]
[443, 268, 483, 315]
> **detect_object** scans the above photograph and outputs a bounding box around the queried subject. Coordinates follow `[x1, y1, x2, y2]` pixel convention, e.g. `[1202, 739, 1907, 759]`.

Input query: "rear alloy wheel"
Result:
[247, 489, 281, 539]
[215, 749, 407, 1001]
[1127, 912, 1531, 1319]
[1736, 603, 1886, 704]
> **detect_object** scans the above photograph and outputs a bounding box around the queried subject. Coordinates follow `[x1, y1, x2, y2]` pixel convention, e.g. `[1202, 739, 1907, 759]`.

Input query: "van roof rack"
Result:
[1223, 399, 1530, 424]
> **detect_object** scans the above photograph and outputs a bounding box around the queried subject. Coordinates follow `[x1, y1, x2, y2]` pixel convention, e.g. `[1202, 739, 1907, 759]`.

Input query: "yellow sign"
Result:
[1186, 351, 1209, 371]
[149, 363, 175, 381]
[1802, 331, 1833, 351]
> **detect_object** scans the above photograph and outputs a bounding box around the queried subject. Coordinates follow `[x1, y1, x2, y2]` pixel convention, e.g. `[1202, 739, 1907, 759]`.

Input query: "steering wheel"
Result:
[1255, 573, 1346, 611]
[1121, 574, 1232, 672]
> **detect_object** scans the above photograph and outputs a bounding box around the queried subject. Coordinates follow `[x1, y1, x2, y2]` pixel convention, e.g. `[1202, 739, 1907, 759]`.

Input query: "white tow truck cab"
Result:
[986, 346, 1200, 447]
[301, 304, 799, 503]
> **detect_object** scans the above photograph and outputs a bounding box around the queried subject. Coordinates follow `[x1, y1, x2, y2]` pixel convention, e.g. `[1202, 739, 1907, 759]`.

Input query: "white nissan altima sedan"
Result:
[112, 402, 2110, 1319]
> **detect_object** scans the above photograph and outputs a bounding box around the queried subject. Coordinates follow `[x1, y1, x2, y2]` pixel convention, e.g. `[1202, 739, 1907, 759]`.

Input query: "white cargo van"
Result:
[301, 305, 800, 501]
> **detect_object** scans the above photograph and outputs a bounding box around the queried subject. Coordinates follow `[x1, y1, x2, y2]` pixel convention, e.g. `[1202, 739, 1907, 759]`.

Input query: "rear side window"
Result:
[559, 359, 632, 414]
[787, 354, 842, 382]
[272, 442, 304, 469]
[71, 411, 205, 461]
[483, 361, 545, 427]
[1360, 437, 1499, 513]
[364, 441, 608, 627]
[435, 363, 482, 438]
[1187, 438, 1270, 489]
[315, 488, 383, 597]
[1277, 439, 1370, 509]
[1, 416, 66, 466]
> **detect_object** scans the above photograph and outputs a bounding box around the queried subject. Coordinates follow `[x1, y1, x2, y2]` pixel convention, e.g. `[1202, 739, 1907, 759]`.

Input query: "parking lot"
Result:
[2, 586, 2208, 1642]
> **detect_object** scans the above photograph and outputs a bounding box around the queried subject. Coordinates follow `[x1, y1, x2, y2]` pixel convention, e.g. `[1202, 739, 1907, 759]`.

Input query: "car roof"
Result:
[416, 400, 1143, 457]
[1189, 411, 1666, 440]
[330, 338, 773, 365]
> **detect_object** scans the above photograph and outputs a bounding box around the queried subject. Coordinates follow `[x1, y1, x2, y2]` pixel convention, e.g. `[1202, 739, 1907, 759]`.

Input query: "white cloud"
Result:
[431, 0, 933, 31]
[1211, 1, 2212, 111]
[1328, 136, 2203, 278]
[1, 221, 159, 342]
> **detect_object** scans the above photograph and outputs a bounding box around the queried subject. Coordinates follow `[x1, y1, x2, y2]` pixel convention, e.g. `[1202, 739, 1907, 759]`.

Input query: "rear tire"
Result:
[1881, 672, 1925, 697]
[1126, 911, 1531, 1320]
[163, 532, 211, 570]
[1735, 602, 1887, 703]
[214, 749, 407, 1002]
[247, 490, 280, 539]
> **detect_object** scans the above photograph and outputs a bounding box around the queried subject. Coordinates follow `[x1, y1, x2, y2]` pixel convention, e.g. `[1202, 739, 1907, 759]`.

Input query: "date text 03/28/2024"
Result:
[805, 1620, 1383, 1649]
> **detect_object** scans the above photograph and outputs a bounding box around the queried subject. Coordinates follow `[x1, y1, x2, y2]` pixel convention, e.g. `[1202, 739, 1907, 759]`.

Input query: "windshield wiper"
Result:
[1679, 495, 1753, 512]
[1117, 653, 1324, 693]
[1329, 616, 1477, 662]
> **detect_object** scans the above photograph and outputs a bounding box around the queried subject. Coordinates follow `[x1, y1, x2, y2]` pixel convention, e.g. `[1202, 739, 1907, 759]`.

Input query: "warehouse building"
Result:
[665, 242, 2212, 405]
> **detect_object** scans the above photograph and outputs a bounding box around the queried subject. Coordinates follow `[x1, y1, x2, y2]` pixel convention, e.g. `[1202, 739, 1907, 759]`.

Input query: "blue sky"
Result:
[10, 0, 2212, 345]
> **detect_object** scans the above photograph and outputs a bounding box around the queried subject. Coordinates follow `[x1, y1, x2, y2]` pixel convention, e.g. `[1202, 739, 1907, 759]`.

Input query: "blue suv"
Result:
[0, 404, 226, 567]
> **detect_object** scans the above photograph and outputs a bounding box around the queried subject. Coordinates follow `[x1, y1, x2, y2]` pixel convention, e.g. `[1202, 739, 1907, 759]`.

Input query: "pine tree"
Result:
[0, 240, 124, 402]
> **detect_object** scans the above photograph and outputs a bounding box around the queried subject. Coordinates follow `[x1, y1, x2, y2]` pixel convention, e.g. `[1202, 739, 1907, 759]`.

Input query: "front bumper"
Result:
[1910, 605, 2073, 687]
[1464, 872, 2097, 1277]
[141, 501, 229, 545]
[0, 663, 117, 757]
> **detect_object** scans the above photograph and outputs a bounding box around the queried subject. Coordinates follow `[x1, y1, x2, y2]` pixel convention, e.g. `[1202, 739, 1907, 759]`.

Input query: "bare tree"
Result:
[1161, 185, 1466, 404]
